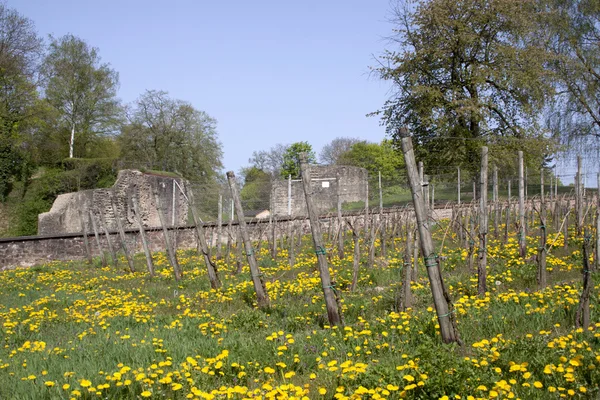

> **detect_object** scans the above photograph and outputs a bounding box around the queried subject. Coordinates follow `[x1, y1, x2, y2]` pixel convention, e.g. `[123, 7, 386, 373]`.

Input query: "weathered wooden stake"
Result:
[493, 166, 499, 238]
[132, 194, 155, 277]
[154, 191, 182, 281]
[217, 194, 223, 260]
[349, 221, 360, 292]
[88, 208, 107, 267]
[337, 172, 344, 260]
[518, 151, 526, 258]
[97, 206, 118, 268]
[227, 171, 270, 308]
[78, 194, 92, 264]
[402, 226, 413, 310]
[299, 154, 342, 326]
[575, 230, 591, 330]
[457, 167, 461, 205]
[186, 183, 221, 289]
[478, 146, 488, 296]
[576, 155, 582, 235]
[400, 129, 461, 344]
[110, 191, 135, 273]
[596, 173, 600, 271]
[538, 173, 547, 290]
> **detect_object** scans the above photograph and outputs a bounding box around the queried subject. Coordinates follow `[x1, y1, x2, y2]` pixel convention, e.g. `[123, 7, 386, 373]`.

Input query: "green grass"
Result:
[0, 216, 598, 399]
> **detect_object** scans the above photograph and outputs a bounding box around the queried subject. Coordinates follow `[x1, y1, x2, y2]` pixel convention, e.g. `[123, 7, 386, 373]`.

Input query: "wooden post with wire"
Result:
[186, 183, 221, 289]
[399, 127, 461, 345]
[299, 153, 342, 326]
[478, 146, 488, 296]
[518, 151, 526, 258]
[227, 171, 270, 308]
[110, 191, 135, 273]
[132, 193, 155, 277]
[154, 191, 182, 281]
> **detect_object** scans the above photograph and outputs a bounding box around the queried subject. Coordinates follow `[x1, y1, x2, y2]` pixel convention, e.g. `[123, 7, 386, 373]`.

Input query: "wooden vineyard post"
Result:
[368, 210, 376, 269]
[78, 194, 93, 264]
[235, 227, 244, 275]
[518, 151, 526, 258]
[185, 183, 221, 289]
[348, 220, 361, 292]
[493, 166, 499, 238]
[97, 206, 118, 268]
[132, 194, 155, 277]
[402, 225, 413, 310]
[337, 172, 345, 260]
[379, 171, 386, 258]
[299, 154, 343, 326]
[468, 207, 475, 271]
[505, 180, 511, 244]
[597, 173, 600, 271]
[576, 155, 582, 235]
[110, 191, 135, 273]
[88, 209, 107, 267]
[575, 230, 592, 330]
[227, 171, 270, 308]
[154, 191, 182, 281]
[538, 170, 547, 290]
[399, 128, 461, 344]
[457, 167, 461, 205]
[288, 220, 296, 267]
[217, 194, 223, 260]
[478, 146, 488, 296]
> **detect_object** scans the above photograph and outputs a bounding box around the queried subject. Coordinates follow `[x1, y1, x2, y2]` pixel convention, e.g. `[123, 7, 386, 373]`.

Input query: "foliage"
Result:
[11, 161, 117, 236]
[240, 166, 271, 211]
[280, 141, 315, 179]
[338, 139, 405, 189]
[319, 137, 362, 165]
[544, 0, 600, 155]
[0, 3, 43, 201]
[42, 34, 122, 158]
[118, 90, 223, 185]
[374, 0, 556, 177]
[248, 143, 288, 177]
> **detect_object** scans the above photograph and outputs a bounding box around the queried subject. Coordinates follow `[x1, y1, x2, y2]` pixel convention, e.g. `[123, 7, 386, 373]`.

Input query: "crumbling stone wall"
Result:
[38, 170, 188, 235]
[271, 165, 368, 217]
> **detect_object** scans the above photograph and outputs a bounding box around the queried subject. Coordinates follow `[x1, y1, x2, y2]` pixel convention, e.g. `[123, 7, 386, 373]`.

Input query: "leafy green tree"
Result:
[240, 166, 271, 210]
[118, 90, 223, 184]
[0, 4, 43, 200]
[338, 140, 404, 188]
[373, 0, 556, 177]
[42, 34, 122, 159]
[544, 0, 600, 155]
[280, 141, 315, 179]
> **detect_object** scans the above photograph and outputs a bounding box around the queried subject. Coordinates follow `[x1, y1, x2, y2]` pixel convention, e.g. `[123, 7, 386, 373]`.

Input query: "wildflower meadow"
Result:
[0, 219, 598, 400]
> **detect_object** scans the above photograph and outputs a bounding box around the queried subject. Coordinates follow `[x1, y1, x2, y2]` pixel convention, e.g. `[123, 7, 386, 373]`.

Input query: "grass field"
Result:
[0, 219, 598, 399]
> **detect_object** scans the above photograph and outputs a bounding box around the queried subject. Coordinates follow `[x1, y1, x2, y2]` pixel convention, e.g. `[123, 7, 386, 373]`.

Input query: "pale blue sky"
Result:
[16, 0, 394, 174]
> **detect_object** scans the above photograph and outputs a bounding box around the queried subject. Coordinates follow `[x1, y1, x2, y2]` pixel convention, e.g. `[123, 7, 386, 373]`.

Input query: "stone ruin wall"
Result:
[38, 170, 189, 235]
[271, 165, 368, 217]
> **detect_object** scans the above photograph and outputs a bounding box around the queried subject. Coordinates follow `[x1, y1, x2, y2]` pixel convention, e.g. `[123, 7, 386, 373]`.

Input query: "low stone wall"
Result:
[0, 217, 320, 270]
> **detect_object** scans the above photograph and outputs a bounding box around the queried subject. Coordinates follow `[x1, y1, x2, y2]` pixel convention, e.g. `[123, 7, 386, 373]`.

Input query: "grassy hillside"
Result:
[0, 218, 597, 399]
[0, 159, 117, 237]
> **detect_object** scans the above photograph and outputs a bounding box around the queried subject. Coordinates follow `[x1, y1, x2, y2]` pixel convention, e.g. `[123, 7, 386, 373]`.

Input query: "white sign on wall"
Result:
[322, 181, 330, 188]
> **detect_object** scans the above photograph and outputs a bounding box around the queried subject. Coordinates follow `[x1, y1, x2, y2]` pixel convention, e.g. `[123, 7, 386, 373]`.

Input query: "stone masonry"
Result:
[38, 170, 188, 235]
[271, 165, 368, 217]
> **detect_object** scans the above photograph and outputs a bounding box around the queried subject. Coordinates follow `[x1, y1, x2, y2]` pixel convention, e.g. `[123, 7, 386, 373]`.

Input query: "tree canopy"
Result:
[42, 34, 121, 159]
[281, 142, 316, 179]
[118, 90, 223, 184]
[338, 140, 405, 188]
[374, 0, 556, 176]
